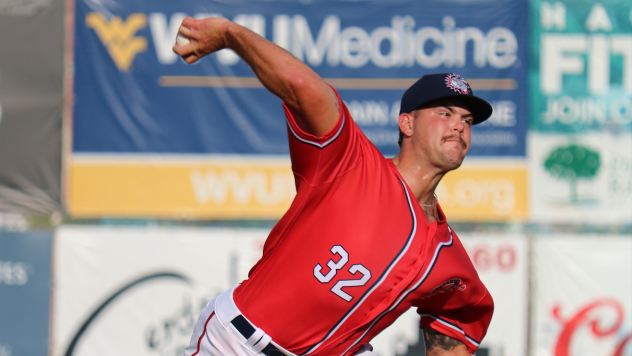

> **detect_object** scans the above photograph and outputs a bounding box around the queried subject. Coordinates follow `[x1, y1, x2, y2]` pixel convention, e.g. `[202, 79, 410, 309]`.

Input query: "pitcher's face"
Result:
[409, 101, 473, 171]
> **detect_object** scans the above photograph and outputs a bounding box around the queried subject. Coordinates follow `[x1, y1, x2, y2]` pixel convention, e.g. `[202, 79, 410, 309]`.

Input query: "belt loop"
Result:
[245, 328, 265, 348]
[252, 334, 272, 354]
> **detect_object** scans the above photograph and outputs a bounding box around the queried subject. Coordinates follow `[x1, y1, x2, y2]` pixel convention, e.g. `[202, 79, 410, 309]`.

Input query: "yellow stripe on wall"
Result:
[437, 165, 528, 221]
[69, 156, 527, 221]
[68, 158, 296, 219]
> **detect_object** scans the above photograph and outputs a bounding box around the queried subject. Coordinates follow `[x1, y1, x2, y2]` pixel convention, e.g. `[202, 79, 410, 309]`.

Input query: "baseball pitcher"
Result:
[173, 16, 494, 356]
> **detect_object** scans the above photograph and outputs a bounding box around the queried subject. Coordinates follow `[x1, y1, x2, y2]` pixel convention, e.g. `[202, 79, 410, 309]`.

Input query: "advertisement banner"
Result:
[68, 156, 527, 221]
[460, 234, 529, 356]
[529, 0, 632, 134]
[52, 226, 270, 356]
[0, 0, 63, 213]
[533, 235, 632, 356]
[528, 132, 632, 223]
[436, 160, 528, 222]
[369, 233, 529, 356]
[73, 0, 527, 157]
[528, 0, 632, 224]
[68, 155, 297, 219]
[53, 227, 527, 356]
[0, 231, 53, 356]
[69, 0, 529, 218]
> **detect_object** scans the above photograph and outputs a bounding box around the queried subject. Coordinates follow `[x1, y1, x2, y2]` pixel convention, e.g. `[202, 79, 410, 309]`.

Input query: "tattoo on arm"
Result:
[423, 327, 464, 354]
[334, 97, 340, 113]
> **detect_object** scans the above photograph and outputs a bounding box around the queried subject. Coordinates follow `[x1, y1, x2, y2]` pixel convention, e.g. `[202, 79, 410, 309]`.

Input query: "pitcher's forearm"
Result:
[174, 17, 339, 136]
[223, 23, 339, 136]
[224, 24, 320, 106]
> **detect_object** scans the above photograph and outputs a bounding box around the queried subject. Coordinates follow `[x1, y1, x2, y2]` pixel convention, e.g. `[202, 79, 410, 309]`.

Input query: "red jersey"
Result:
[233, 88, 494, 356]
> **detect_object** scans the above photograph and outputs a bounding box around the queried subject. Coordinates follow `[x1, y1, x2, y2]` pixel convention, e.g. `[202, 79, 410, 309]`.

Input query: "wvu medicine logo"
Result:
[86, 13, 147, 71]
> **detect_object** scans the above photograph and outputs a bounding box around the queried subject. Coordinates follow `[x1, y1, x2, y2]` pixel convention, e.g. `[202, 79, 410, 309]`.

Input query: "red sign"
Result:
[551, 299, 631, 356]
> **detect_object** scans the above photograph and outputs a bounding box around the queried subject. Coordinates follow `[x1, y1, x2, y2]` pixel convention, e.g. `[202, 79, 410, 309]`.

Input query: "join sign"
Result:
[531, 0, 632, 132]
[529, 0, 632, 224]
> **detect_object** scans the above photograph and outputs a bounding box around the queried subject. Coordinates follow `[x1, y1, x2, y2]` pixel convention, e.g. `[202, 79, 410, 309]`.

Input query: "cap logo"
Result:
[445, 73, 470, 94]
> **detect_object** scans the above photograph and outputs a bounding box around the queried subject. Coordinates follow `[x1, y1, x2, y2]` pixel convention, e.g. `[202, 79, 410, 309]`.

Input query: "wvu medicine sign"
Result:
[70, 0, 529, 220]
[89, 12, 519, 71]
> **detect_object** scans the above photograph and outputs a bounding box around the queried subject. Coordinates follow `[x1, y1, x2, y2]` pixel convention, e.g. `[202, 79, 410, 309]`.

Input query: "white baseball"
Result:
[176, 33, 190, 46]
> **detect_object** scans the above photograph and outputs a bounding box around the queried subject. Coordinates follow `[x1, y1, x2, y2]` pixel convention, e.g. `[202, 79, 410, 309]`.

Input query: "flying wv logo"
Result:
[86, 13, 148, 71]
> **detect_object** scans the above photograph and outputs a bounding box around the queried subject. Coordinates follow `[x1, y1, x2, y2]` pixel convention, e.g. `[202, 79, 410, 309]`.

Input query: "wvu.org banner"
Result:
[68, 155, 528, 221]
[73, 0, 528, 157]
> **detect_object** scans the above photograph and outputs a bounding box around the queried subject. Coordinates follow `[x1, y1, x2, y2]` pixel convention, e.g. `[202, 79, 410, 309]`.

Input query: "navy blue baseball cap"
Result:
[399, 73, 493, 124]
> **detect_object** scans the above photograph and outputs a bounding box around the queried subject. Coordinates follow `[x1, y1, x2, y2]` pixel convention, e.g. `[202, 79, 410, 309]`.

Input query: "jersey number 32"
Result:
[313, 245, 372, 302]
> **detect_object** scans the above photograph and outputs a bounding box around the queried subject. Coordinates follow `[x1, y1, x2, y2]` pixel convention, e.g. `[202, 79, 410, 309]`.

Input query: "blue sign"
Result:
[73, 0, 528, 157]
[0, 231, 52, 356]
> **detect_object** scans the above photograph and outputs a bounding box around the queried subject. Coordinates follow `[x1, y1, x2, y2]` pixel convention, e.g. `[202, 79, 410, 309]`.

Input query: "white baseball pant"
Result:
[183, 285, 377, 356]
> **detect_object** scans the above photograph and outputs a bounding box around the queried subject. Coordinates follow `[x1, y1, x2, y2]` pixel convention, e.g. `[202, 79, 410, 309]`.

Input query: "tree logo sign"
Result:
[544, 144, 600, 202]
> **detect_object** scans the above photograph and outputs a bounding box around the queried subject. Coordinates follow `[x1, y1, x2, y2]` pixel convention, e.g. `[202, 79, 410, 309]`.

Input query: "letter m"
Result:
[292, 15, 340, 66]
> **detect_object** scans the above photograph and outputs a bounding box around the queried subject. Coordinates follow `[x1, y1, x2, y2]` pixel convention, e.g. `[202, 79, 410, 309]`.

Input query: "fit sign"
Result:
[530, 0, 632, 133]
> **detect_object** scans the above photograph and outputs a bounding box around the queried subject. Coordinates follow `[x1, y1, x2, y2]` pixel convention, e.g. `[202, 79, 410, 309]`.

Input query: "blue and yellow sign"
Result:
[71, 0, 529, 219]
[68, 156, 528, 221]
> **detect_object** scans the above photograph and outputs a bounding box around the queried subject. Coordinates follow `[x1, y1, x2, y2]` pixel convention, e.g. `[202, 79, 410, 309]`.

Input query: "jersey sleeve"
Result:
[283, 86, 363, 186]
[416, 285, 494, 354]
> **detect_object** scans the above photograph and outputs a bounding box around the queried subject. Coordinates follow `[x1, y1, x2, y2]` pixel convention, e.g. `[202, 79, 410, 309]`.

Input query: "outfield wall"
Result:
[3, 228, 631, 356]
